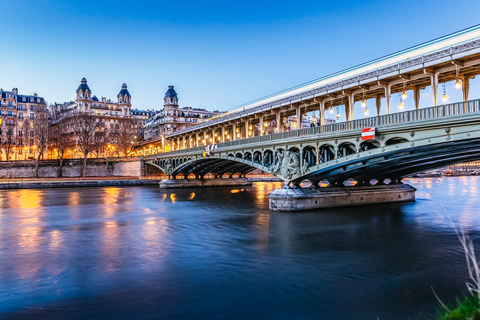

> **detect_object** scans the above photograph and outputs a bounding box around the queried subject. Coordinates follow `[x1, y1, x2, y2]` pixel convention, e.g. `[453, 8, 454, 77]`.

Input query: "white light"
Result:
[364, 107, 369, 116]
[442, 93, 448, 103]
[401, 91, 408, 100]
[361, 100, 367, 108]
[455, 79, 462, 89]
[329, 107, 334, 114]
[399, 101, 404, 110]
[336, 113, 340, 119]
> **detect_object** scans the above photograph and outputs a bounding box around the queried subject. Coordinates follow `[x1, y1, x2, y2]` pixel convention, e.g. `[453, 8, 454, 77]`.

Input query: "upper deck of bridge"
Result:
[160, 25, 480, 144]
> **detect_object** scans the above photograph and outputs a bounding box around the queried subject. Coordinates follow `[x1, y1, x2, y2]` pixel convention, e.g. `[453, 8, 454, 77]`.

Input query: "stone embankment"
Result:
[0, 177, 161, 189]
[0, 158, 143, 178]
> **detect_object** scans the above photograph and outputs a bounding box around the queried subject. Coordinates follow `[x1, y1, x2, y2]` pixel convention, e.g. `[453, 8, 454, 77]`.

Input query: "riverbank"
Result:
[0, 175, 280, 190]
[0, 177, 162, 189]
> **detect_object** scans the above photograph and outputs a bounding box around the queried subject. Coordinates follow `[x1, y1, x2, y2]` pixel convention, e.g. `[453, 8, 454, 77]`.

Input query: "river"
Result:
[1, 177, 479, 319]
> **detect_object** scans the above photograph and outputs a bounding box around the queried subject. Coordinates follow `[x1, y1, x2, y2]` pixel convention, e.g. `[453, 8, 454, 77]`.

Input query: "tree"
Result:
[33, 106, 49, 177]
[72, 112, 99, 177]
[2, 120, 15, 161]
[48, 118, 74, 177]
[117, 118, 135, 157]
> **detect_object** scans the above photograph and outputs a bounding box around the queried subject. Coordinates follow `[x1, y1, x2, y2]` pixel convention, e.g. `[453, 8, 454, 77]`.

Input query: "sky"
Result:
[1, 0, 479, 114]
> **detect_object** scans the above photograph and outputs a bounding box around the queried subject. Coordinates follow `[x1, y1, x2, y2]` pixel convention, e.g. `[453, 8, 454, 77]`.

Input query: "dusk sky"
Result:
[1, 0, 479, 113]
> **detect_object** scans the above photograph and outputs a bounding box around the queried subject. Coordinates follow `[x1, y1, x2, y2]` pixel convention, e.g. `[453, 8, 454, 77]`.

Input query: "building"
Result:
[144, 86, 220, 141]
[131, 108, 155, 142]
[49, 78, 152, 158]
[0, 88, 47, 160]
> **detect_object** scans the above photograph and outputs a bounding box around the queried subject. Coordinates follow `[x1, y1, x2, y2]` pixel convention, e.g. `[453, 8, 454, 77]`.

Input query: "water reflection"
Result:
[101, 220, 120, 272]
[2, 179, 480, 320]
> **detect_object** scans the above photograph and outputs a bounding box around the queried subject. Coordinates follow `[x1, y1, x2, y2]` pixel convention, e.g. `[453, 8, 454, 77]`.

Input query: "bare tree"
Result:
[33, 106, 49, 177]
[72, 112, 99, 177]
[2, 120, 15, 161]
[117, 118, 134, 157]
[49, 118, 74, 177]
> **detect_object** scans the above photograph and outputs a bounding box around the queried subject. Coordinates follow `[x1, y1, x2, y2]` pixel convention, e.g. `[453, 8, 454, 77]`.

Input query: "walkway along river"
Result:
[0, 177, 479, 319]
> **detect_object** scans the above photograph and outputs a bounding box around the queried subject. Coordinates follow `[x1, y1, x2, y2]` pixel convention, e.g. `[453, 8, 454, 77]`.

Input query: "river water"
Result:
[0, 177, 479, 319]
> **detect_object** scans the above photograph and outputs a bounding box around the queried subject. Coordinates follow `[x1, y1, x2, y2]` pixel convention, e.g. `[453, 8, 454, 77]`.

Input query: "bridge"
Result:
[144, 26, 480, 211]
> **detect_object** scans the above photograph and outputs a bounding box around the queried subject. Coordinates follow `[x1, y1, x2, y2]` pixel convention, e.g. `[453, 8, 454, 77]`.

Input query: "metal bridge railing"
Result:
[153, 99, 480, 158]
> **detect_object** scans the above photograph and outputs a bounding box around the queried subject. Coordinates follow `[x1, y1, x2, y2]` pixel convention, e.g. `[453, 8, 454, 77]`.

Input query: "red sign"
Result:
[361, 127, 375, 140]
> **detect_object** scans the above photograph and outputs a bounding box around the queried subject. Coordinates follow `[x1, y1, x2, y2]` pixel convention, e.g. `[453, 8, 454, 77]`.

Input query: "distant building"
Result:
[0, 88, 47, 160]
[48, 78, 154, 158]
[131, 108, 155, 142]
[144, 86, 220, 141]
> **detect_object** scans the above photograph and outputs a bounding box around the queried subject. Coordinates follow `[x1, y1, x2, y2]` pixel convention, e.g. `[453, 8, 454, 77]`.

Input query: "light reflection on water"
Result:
[1, 178, 480, 319]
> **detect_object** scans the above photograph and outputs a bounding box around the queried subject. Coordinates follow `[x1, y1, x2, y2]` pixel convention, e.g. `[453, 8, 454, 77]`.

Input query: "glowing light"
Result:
[336, 113, 340, 119]
[329, 107, 334, 114]
[455, 78, 462, 89]
[442, 92, 448, 103]
[398, 101, 404, 110]
[401, 91, 408, 100]
[361, 100, 367, 108]
[364, 107, 369, 116]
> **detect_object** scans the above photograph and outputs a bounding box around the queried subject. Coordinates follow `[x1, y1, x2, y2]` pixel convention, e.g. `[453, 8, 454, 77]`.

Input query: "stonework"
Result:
[0, 159, 143, 178]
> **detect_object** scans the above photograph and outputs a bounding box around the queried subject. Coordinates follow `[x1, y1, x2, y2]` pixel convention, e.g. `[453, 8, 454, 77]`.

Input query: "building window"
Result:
[8, 111, 12, 117]
[18, 139, 23, 146]
[19, 113, 23, 119]
[30, 105, 34, 111]
[30, 131, 34, 137]
[19, 130, 23, 137]
[19, 149, 22, 155]
[30, 114, 34, 119]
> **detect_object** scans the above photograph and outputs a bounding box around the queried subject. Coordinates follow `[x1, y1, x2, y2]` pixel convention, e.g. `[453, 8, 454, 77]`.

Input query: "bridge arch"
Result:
[385, 137, 409, 146]
[264, 149, 274, 167]
[338, 142, 356, 157]
[253, 151, 262, 164]
[302, 145, 317, 167]
[319, 144, 335, 163]
[360, 140, 380, 151]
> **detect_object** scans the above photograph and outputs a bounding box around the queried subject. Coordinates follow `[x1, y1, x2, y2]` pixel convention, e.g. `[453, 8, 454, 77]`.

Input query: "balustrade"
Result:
[153, 99, 480, 157]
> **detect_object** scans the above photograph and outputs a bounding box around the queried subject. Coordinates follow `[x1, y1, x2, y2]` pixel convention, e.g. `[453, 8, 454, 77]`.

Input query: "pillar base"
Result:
[159, 178, 252, 189]
[268, 184, 416, 212]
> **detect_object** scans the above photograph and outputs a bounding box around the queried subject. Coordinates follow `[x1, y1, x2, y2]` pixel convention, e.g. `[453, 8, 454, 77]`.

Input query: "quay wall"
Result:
[0, 158, 144, 178]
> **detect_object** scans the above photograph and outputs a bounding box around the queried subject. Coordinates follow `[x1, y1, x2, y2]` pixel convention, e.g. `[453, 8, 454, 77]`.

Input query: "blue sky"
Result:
[1, 0, 479, 113]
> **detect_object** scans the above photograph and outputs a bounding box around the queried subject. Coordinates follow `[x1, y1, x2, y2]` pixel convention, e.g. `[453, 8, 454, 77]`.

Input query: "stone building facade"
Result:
[144, 86, 220, 141]
[48, 78, 152, 158]
[0, 88, 47, 160]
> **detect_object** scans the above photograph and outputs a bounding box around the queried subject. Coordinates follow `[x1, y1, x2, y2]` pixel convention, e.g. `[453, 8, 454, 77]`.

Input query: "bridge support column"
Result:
[375, 94, 381, 116]
[296, 106, 301, 129]
[414, 86, 421, 110]
[221, 127, 225, 142]
[259, 116, 264, 136]
[425, 70, 440, 107]
[462, 75, 471, 101]
[348, 93, 355, 121]
[385, 84, 391, 114]
[319, 100, 325, 126]
[232, 123, 237, 140]
[276, 112, 282, 133]
[268, 184, 417, 212]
